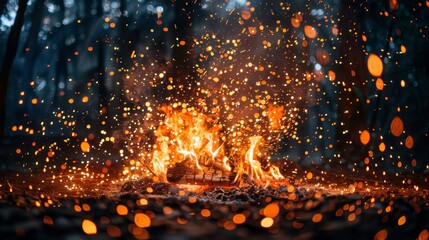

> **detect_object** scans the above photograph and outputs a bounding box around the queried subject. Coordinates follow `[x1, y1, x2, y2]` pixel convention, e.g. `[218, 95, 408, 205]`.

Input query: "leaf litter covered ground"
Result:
[1, 167, 428, 240]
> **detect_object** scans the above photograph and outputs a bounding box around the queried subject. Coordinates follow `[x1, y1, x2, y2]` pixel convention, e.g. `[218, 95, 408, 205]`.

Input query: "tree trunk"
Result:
[171, 0, 201, 104]
[0, 0, 8, 17]
[19, 0, 44, 116]
[52, 0, 66, 105]
[22, 0, 44, 55]
[0, 0, 28, 143]
[97, 0, 109, 128]
[335, 0, 368, 161]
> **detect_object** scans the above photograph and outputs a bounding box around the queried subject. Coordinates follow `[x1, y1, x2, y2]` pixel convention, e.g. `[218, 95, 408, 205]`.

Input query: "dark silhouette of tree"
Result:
[20, 0, 45, 114]
[97, 0, 109, 128]
[0, 0, 28, 143]
[171, 0, 202, 103]
[52, 0, 66, 105]
[0, 0, 7, 17]
[335, 0, 368, 162]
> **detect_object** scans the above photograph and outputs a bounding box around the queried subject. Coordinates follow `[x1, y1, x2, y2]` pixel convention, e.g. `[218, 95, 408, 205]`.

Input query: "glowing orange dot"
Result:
[291, 18, 300, 28]
[105, 159, 112, 166]
[81, 141, 90, 152]
[16, 148, 21, 154]
[31, 98, 38, 104]
[74, 205, 82, 212]
[179, 40, 186, 46]
[68, 98, 74, 104]
[135, 213, 151, 228]
[390, 116, 404, 137]
[248, 26, 257, 35]
[335, 209, 344, 217]
[348, 213, 356, 222]
[139, 198, 148, 206]
[292, 221, 304, 229]
[306, 172, 313, 180]
[312, 213, 323, 223]
[188, 197, 197, 204]
[82, 96, 89, 103]
[223, 221, 236, 230]
[405, 135, 414, 149]
[163, 207, 173, 215]
[163, 27, 169, 32]
[232, 214, 246, 224]
[419, 229, 429, 240]
[82, 203, 91, 211]
[360, 130, 371, 145]
[379, 142, 386, 152]
[389, 0, 399, 10]
[47, 150, 55, 158]
[331, 26, 338, 35]
[201, 209, 211, 217]
[316, 49, 330, 65]
[116, 205, 128, 216]
[241, 10, 251, 20]
[376, 78, 384, 90]
[82, 219, 97, 235]
[260, 217, 274, 228]
[87, 46, 94, 52]
[43, 215, 53, 225]
[109, 22, 116, 28]
[263, 202, 280, 218]
[398, 215, 406, 226]
[176, 217, 187, 225]
[304, 25, 317, 38]
[374, 229, 388, 240]
[367, 54, 383, 77]
[109, 71, 115, 76]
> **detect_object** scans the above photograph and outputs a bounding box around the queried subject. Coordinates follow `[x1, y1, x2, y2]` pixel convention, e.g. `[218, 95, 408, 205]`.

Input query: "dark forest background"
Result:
[0, 0, 428, 175]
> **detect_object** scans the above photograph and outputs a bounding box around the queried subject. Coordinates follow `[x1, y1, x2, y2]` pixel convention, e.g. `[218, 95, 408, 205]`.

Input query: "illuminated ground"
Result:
[1, 165, 428, 240]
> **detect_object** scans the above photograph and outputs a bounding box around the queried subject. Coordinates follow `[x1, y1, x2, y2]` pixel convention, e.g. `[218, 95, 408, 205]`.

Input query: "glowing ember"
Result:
[82, 219, 97, 235]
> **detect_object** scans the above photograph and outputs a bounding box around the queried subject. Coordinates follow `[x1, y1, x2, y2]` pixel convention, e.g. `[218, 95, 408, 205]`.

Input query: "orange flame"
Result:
[233, 136, 284, 186]
[144, 105, 285, 186]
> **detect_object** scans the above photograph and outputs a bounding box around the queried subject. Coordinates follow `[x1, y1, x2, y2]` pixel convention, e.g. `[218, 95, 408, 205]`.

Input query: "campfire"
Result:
[1, 0, 428, 239]
[139, 104, 289, 187]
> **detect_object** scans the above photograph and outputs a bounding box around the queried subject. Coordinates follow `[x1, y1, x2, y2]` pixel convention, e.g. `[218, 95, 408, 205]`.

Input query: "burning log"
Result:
[166, 157, 233, 187]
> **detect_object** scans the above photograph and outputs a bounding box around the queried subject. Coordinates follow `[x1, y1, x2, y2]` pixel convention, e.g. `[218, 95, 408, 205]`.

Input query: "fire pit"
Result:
[1, 0, 429, 239]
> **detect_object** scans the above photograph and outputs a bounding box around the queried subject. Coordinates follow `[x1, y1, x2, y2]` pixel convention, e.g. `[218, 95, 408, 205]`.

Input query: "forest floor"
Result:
[1, 167, 428, 240]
